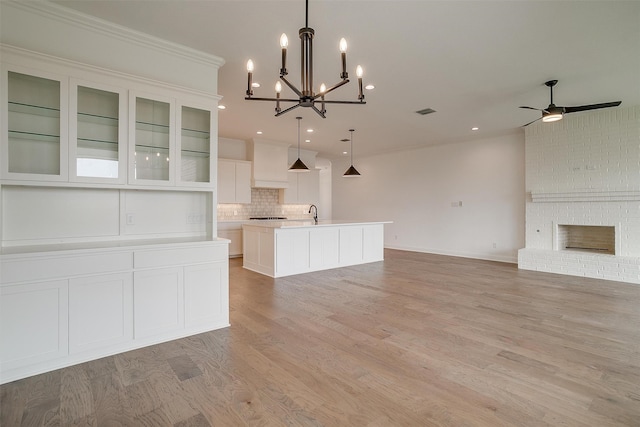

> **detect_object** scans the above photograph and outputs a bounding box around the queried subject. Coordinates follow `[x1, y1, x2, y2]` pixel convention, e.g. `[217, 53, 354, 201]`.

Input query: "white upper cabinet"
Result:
[69, 79, 127, 184]
[2, 66, 69, 182]
[279, 169, 320, 205]
[1, 51, 218, 190]
[129, 93, 175, 186]
[128, 94, 217, 188]
[218, 159, 251, 204]
[177, 103, 216, 188]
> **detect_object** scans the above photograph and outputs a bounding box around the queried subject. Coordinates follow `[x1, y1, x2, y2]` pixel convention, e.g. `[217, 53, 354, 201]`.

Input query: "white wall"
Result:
[332, 132, 525, 263]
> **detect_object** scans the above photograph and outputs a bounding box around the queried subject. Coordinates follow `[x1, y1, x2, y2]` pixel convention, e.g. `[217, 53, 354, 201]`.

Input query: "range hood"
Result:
[248, 139, 290, 188]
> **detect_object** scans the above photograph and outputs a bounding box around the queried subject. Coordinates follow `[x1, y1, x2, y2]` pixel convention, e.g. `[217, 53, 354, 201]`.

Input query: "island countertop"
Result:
[242, 220, 392, 229]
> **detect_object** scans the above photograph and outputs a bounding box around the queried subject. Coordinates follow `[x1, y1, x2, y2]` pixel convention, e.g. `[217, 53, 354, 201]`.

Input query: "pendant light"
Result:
[343, 128, 361, 177]
[289, 116, 309, 172]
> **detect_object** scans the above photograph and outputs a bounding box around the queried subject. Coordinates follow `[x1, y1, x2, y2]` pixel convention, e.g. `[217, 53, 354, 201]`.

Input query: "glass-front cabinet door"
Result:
[129, 93, 175, 185]
[69, 80, 127, 184]
[2, 67, 68, 181]
[177, 103, 215, 187]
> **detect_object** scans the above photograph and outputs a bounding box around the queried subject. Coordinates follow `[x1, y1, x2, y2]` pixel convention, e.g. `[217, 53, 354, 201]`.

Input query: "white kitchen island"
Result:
[242, 220, 391, 278]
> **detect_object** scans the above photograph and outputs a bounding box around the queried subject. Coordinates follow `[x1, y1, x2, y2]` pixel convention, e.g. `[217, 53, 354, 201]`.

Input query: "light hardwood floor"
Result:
[2, 249, 640, 426]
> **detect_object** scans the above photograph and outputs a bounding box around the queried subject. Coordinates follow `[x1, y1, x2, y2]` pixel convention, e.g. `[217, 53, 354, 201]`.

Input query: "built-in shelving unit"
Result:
[0, 0, 228, 384]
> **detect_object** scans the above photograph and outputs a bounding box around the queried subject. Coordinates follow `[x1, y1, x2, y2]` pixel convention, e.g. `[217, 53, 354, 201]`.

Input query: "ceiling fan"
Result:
[520, 80, 621, 126]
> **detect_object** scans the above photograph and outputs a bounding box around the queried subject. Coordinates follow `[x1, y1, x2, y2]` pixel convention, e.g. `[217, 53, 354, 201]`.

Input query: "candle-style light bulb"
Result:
[356, 65, 364, 101]
[319, 83, 326, 114]
[339, 38, 347, 53]
[246, 59, 254, 96]
[275, 81, 282, 113]
[280, 34, 288, 75]
[339, 38, 348, 79]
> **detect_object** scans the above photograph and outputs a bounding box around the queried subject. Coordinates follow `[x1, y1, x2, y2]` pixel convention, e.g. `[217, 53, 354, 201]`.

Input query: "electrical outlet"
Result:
[126, 214, 135, 225]
[492, 242, 497, 248]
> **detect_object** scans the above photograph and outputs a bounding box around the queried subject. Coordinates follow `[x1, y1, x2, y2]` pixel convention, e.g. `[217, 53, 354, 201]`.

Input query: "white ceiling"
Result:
[54, 0, 640, 160]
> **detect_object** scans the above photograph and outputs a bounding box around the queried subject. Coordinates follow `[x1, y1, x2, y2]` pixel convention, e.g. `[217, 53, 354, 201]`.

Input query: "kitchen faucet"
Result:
[308, 204, 318, 224]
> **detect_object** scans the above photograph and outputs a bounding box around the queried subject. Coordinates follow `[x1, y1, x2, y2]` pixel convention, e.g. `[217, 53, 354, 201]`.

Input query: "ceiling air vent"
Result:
[416, 108, 436, 116]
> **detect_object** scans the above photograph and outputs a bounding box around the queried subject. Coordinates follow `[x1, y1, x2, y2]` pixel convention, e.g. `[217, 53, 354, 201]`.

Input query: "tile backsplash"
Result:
[218, 188, 315, 221]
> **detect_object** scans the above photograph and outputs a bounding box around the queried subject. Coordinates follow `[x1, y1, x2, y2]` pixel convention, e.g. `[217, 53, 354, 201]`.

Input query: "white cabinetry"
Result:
[243, 222, 389, 278]
[279, 169, 320, 204]
[0, 241, 229, 384]
[68, 273, 133, 354]
[248, 139, 290, 188]
[2, 66, 69, 182]
[0, 280, 68, 373]
[1, 46, 219, 190]
[70, 79, 127, 184]
[218, 221, 243, 257]
[218, 159, 251, 203]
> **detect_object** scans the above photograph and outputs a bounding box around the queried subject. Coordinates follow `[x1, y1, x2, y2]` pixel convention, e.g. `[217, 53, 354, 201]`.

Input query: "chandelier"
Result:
[245, 0, 367, 118]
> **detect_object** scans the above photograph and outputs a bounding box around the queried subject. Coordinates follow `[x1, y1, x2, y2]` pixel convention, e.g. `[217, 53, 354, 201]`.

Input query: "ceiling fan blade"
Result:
[522, 117, 542, 127]
[564, 101, 622, 114]
[519, 106, 543, 111]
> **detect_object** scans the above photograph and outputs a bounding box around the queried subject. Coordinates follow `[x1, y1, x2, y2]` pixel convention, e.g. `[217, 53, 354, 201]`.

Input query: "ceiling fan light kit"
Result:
[245, 0, 367, 118]
[520, 79, 621, 126]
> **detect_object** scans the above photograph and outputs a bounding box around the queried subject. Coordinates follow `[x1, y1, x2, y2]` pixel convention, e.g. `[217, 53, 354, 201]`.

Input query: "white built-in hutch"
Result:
[0, 2, 229, 384]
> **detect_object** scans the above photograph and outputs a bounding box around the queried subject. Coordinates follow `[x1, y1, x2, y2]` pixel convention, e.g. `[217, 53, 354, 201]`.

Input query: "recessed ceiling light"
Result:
[306, 129, 313, 133]
[217, 105, 226, 110]
[256, 131, 263, 135]
[365, 84, 375, 90]
[252, 82, 260, 88]
[305, 139, 311, 143]
[343, 151, 348, 155]
[471, 127, 479, 131]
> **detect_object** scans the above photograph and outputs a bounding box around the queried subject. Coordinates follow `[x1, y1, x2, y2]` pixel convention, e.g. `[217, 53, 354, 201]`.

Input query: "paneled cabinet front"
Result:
[0, 242, 229, 384]
[218, 159, 251, 204]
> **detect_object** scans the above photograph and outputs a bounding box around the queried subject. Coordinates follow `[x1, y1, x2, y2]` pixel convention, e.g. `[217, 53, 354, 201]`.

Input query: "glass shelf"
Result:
[136, 120, 170, 132]
[78, 111, 118, 125]
[9, 130, 60, 142]
[181, 128, 210, 138]
[77, 137, 119, 147]
[9, 101, 60, 117]
[181, 149, 211, 158]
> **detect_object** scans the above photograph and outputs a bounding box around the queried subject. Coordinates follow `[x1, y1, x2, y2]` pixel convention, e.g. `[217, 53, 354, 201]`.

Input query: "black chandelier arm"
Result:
[280, 75, 303, 97]
[312, 79, 349, 100]
[310, 104, 326, 118]
[274, 103, 303, 117]
[245, 97, 301, 102]
[322, 99, 366, 105]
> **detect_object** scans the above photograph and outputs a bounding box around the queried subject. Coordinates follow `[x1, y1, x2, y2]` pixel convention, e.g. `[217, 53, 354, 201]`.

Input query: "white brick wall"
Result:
[519, 105, 640, 284]
[217, 188, 313, 221]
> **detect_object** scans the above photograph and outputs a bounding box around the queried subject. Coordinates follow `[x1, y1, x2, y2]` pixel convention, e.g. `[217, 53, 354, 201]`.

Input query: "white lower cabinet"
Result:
[134, 267, 184, 339]
[69, 273, 133, 354]
[0, 240, 229, 384]
[0, 280, 68, 373]
[184, 261, 228, 328]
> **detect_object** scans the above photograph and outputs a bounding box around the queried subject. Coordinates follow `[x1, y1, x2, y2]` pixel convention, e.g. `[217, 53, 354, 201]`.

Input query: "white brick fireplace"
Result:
[518, 106, 640, 284]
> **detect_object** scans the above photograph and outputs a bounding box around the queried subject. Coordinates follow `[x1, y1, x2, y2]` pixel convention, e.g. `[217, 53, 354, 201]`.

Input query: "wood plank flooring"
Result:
[2, 249, 640, 426]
